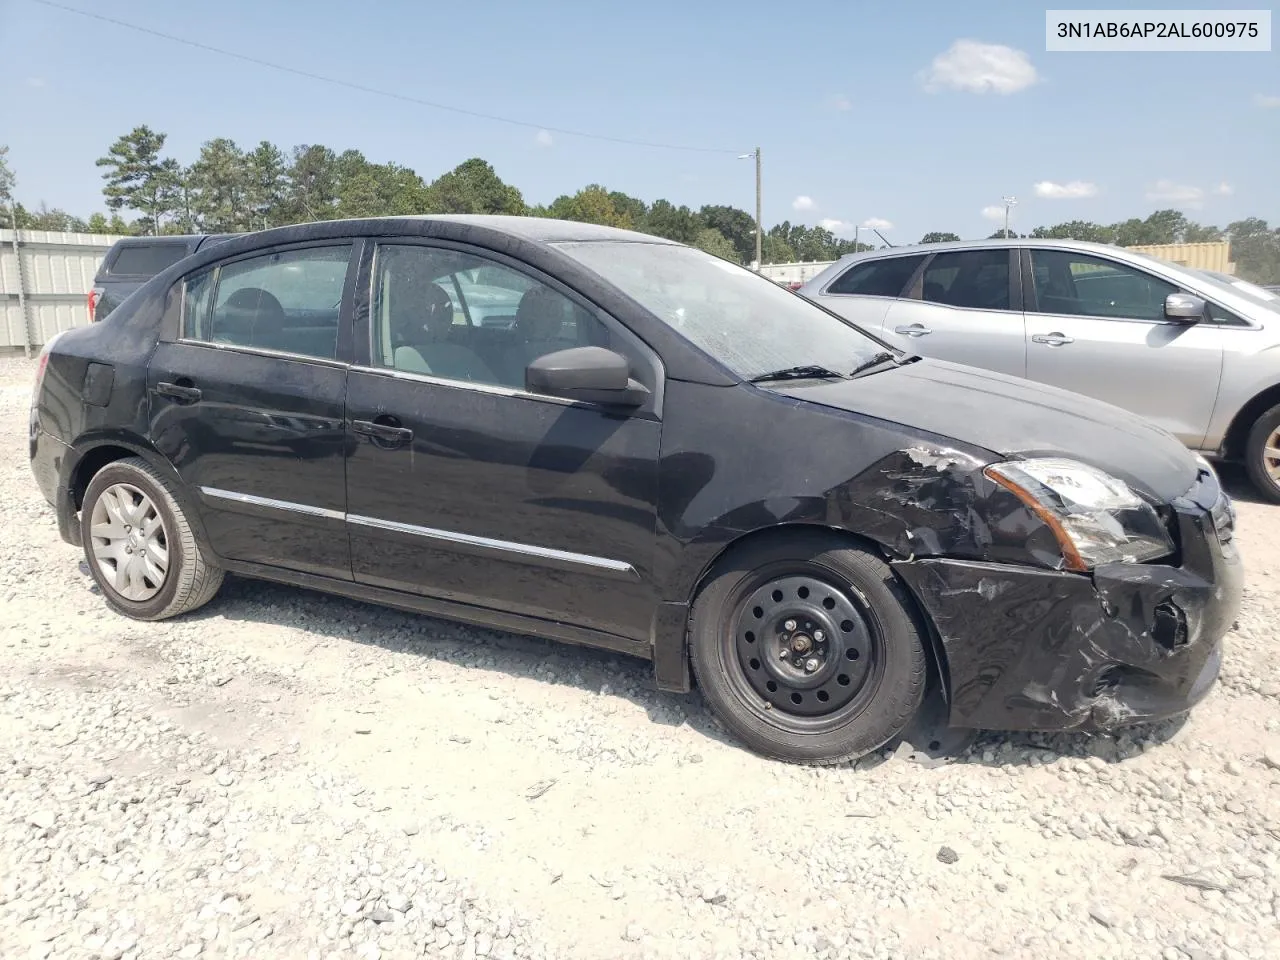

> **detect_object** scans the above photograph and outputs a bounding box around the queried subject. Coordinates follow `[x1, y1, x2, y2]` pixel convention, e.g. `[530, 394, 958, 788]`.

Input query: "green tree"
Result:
[1030, 220, 1115, 243]
[698, 205, 757, 263]
[1183, 222, 1225, 243]
[0, 144, 14, 206]
[761, 234, 796, 263]
[284, 145, 340, 223]
[693, 227, 741, 262]
[189, 138, 250, 232]
[547, 184, 632, 227]
[609, 191, 648, 229]
[95, 125, 180, 234]
[920, 231, 961, 243]
[1226, 218, 1280, 285]
[641, 199, 699, 243]
[245, 141, 288, 229]
[424, 158, 524, 215]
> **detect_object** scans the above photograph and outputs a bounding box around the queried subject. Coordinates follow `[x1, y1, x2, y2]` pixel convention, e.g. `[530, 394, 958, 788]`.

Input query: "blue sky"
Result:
[2, 0, 1276, 241]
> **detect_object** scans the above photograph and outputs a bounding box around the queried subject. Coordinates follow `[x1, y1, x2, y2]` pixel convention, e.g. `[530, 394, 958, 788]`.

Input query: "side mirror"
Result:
[1165, 293, 1207, 323]
[526, 346, 650, 408]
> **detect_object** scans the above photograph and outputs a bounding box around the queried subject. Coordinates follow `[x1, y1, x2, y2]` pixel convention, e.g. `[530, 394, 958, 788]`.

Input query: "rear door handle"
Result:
[1032, 333, 1075, 346]
[155, 381, 202, 403]
[893, 323, 932, 337]
[351, 418, 414, 445]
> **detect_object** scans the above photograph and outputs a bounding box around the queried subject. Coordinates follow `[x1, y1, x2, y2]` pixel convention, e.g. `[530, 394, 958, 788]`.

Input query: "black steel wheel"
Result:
[690, 531, 927, 764]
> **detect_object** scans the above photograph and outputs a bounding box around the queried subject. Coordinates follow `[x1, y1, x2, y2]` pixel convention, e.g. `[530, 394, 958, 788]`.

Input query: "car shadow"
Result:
[1217, 461, 1274, 506]
[135, 570, 1195, 770]
[179, 573, 745, 753]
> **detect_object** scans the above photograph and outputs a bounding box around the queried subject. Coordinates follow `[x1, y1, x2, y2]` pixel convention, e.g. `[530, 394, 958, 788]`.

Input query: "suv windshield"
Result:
[554, 241, 890, 379]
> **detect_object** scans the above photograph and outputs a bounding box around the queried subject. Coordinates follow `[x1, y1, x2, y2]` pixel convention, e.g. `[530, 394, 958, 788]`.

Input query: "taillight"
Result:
[87, 289, 97, 321]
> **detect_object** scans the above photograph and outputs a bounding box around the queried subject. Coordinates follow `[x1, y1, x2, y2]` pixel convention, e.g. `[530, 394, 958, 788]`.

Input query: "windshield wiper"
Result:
[749, 365, 847, 383]
[848, 351, 900, 377]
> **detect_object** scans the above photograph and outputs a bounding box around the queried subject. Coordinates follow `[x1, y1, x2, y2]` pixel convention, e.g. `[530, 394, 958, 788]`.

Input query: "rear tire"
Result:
[1244, 404, 1280, 504]
[689, 530, 927, 765]
[81, 457, 224, 621]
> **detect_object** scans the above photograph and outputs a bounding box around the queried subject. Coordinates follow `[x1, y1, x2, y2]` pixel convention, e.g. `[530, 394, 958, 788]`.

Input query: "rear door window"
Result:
[920, 250, 1013, 311]
[184, 244, 353, 360]
[825, 255, 925, 296]
[108, 243, 191, 277]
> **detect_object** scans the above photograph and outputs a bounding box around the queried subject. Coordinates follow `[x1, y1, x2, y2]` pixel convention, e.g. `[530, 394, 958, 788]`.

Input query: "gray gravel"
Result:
[4, 352, 1280, 959]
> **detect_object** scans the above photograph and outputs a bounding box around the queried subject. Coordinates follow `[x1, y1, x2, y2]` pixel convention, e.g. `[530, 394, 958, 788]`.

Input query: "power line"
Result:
[28, 0, 743, 156]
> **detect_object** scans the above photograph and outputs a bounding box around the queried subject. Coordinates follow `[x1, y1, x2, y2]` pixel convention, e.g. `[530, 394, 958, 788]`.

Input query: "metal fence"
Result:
[1, 229, 125, 353]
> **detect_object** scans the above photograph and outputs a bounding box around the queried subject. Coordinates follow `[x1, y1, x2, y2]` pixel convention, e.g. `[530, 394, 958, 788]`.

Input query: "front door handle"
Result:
[155, 381, 202, 403]
[1032, 333, 1075, 346]
[351, 418, 414, 446]
[894, 323, 932, 337]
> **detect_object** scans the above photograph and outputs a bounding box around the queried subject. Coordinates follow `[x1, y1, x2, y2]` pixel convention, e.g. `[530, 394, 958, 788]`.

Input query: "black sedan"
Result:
[29, 216, 1242, 764]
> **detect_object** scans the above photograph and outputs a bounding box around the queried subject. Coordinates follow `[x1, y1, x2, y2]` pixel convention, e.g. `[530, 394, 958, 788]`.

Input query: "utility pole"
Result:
[739, 148, 763, 269]
[1002, 195, 1018, 239]
[754, 147, 762, 270]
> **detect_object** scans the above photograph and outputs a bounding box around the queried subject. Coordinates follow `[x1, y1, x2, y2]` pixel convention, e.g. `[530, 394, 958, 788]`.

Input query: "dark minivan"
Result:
[90, 234, 238, 322]
[30, 216, 1242, 764]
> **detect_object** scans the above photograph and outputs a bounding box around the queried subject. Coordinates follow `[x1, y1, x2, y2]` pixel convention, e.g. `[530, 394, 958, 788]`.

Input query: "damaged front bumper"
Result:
[893, 468, 1241, 732]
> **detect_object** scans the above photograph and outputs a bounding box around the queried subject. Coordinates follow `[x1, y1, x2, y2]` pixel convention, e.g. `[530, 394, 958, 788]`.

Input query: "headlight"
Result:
[985, 458, 1174, 571]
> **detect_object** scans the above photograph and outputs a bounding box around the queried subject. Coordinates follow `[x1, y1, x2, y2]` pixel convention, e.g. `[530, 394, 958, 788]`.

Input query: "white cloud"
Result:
[534, 129, 553, 147]
[1213, 181, 1234, 196]
[792, 195, 815, 211]
[819, 218, 850, 233]
[1145, 179, 1204, 207]
[861, 217, 893, 230]
[919, 40, 1038, 95]
[829, 93, 853, 111]
[25, 77, 45, 88]
[1254, 93, 1280, 108]
[981, 205, 1006, 222]
[1034, 179, 1097, 200]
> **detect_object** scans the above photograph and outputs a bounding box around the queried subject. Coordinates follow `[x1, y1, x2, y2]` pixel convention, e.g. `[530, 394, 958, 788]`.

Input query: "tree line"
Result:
[2, 131, 1278, 282]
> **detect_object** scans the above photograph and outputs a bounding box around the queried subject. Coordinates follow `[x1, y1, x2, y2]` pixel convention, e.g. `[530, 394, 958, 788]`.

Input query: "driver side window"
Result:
[372, 244, 608, 390]
[1029, 249, 1178, 321]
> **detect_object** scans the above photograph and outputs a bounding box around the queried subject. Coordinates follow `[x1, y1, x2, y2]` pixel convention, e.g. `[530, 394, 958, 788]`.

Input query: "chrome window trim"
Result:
[176, 338, 348, 368]
[198, 486, 637, 577]
[349, 364, 600, 410]
[199, 486, 345, 520]
[346, 514, 638, 576]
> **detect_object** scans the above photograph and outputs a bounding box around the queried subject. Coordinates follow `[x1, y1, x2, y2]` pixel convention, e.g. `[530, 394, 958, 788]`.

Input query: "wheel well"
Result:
[1221, 384, 1280, 462]
[70, 445, 136, 510]
[686, 523, 951, 701]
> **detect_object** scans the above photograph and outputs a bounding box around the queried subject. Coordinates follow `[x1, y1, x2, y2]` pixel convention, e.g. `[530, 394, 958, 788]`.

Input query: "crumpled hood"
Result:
[772, 357, 1198, 503]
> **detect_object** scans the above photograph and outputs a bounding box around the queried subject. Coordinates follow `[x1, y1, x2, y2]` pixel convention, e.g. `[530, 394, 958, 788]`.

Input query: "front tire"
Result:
[81, 457, 224, 620]
[1244, 404, 1280, 504]
[689, 531, 927, 765]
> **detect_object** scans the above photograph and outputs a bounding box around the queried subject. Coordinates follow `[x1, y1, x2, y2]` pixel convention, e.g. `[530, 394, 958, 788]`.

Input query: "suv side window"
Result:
[372, 244, 609, 390]
[184, 245, 353, 360]
[825, 255, 925, 296]
[1030, 249, 1178, 321]
[920, 250, 1012, 310]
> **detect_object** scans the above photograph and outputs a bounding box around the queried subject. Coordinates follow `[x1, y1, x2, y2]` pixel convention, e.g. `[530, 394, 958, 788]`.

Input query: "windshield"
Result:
[554, 241, 890, 379]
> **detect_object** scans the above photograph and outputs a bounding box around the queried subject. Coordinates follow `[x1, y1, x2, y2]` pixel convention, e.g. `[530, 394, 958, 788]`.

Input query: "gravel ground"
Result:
[3, 351, 1279, 960]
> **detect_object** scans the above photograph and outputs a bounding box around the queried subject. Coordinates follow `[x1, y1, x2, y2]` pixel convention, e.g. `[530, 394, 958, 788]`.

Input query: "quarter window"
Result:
[1030, 250, 1178, 321]
[184, 245, 352, 360]
[920, 250, 1012, 310]
[826, 255, 925, 297]
[372, 244, 608, 390]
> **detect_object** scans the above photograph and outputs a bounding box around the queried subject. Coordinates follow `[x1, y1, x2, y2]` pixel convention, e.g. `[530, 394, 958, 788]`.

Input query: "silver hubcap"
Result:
[89, 483, 170, 602]
[1266, 427, 1280, 482]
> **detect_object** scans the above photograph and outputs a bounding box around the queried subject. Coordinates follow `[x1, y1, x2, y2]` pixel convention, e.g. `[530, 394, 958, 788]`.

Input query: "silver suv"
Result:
[800, 238, 1280, 502]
